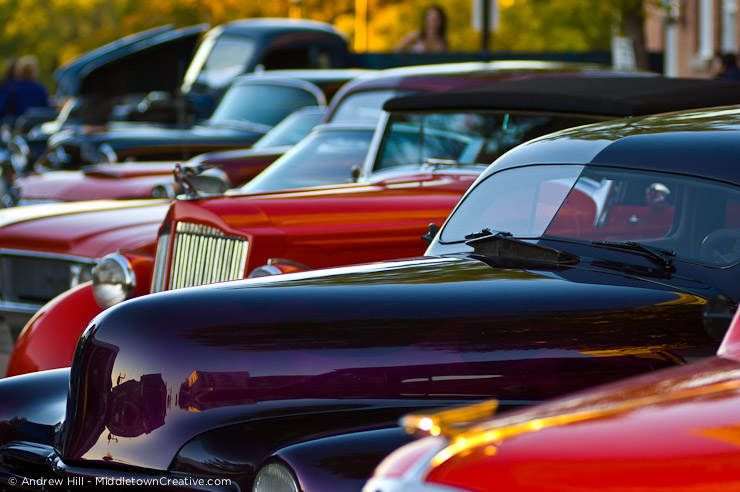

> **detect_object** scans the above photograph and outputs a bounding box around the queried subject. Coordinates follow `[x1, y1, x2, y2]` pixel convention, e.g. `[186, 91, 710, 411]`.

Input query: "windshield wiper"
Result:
[465, 229, 579, 266]
[590, 240, 676, 272]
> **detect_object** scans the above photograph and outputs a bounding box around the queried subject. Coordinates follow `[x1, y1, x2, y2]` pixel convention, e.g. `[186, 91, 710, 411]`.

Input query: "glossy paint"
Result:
[368, 321, 740, 492]
[14, 148, 284, 203]
[0, 368, 69, 444]
[7, 64, 631, 375]
[3, 106, 740, 492]
[0, 200, 167, 339]
[0, 199, 169, 258]
[15, 162, 182, 202]
[34, 75, 328, 172]
[62, 255, 715, 468]
[6, 171, 477, 376]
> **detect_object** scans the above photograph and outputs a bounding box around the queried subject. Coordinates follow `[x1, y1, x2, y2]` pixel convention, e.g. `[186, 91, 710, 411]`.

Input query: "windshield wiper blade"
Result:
[465, 229, 579, 266]
[590, 240, 676, 271]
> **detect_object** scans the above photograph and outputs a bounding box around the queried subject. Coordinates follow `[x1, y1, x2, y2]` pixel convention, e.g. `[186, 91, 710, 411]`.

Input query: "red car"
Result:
[0, 62, 625, 344]
[12, 105, 327, 203]
[365, 300, 740, 492]
[5, 71, 669, 376]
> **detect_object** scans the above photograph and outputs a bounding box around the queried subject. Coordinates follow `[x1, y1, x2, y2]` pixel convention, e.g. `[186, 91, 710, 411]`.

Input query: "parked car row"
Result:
[1, 66, 740, 492]
[0, 61, 638, 342]
[2, 18, 740, 492]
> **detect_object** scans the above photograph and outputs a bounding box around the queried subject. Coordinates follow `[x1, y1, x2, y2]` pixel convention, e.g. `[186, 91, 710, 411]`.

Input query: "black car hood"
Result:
[55, 24, 208, 98]
[61, 256, 715, 470]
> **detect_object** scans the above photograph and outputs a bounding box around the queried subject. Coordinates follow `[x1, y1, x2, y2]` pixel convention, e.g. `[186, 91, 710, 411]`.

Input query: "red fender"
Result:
[6, 282, 103, 377]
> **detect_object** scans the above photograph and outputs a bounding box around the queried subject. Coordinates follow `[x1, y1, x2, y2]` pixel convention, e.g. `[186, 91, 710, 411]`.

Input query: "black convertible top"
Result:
[383, 76, 740, 116]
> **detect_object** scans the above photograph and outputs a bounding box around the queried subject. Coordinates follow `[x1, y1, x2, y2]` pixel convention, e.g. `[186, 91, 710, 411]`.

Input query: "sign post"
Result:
[472, 0, 499, 59]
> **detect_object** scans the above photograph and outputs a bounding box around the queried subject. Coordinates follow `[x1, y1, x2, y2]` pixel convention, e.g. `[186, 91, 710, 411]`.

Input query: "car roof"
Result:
[250, 68, 373, 83]
[337, 60, 648, 94]
[488, 105, 740, 184]
[383, 76, 740, 117]
[227, 71, 368, 105]
[220, 18, 347, 39]
[326, 61, 650, 120]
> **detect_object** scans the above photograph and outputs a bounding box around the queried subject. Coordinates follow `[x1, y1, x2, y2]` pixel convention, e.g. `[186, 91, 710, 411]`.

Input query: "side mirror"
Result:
[350, 166, 361, 183]
[190, 167, 232, 195]
[421, 223, 439, 244]
[174, 164, 232, 198]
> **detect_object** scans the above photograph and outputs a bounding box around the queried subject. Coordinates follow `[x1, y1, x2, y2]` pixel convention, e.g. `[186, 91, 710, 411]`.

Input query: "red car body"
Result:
[14, 147, 285, 203]
[366, 306, 740, 492]
[4, 66, 659, 377]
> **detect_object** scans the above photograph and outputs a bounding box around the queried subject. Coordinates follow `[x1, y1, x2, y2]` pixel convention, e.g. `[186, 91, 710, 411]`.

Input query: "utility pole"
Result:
[482, 0, 490, 59]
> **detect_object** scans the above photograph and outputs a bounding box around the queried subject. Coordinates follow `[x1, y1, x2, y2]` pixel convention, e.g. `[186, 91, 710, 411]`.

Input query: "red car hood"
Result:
[0, 200, 170, 258]
[17, 164, 178, 201]
[424, 354, 740, 491]
[176, 173, 476, 233]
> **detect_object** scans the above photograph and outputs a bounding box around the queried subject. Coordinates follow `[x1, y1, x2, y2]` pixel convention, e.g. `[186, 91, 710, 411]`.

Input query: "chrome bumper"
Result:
[0, 301, 37, 347]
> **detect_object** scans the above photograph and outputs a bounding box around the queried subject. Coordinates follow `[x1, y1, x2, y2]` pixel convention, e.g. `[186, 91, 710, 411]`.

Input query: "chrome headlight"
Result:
[92, 253, 136, 309]
[253, 462, 299, 492]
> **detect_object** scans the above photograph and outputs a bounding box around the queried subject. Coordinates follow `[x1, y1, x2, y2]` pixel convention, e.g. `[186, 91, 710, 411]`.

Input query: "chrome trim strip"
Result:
[151, 231, 171, 293]
[359, 110, 389, 182]
[0, 300, 42, 314]
[0, 248, 99, 265]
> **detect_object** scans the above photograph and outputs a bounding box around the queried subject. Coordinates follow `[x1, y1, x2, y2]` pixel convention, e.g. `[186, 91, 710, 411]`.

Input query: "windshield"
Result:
[330, 90, 409, 124]
[441, 164, 740, 267]
[209, 83, 320, 129]
[252, 107, 326, 149]
[186, 34, 257, 89]
[237, 128, 374, 194]
[374, 112, 596, 174]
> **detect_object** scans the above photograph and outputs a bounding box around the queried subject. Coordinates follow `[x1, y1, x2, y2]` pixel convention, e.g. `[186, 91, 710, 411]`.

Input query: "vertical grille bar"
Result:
[151, 231, 171, 293]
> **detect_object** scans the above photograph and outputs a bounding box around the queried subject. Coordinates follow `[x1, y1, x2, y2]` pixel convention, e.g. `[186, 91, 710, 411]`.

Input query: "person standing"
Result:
[394, 5, 448, 53]
[714, 52, 740, 81]
[0, 55, 49, 120]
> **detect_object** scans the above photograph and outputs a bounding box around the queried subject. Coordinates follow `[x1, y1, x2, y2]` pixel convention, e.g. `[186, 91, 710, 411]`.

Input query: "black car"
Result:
[2, 85, 740, 492]
[2, 19, 353, 180]
[27, 70, 366, 173]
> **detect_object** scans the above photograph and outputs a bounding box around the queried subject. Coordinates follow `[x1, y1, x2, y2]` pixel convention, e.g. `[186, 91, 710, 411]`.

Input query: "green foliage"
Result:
[0, 0, 649, 92]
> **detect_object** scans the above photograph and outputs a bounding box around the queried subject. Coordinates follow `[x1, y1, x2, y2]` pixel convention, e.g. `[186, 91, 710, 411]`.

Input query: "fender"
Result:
[265, 427, 415, 492]
[7, 283, 102, 377]
[0, 368, 69, 447]
[7, 251, 153, 377]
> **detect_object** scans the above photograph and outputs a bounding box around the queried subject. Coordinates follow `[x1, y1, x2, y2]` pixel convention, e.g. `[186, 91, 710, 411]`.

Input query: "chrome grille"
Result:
[152, 222, 249, 293]
[0, 251, 96, 303]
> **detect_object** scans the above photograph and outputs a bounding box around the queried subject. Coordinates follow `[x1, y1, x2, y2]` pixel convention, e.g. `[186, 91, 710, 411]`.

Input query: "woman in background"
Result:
[394, 5, 448, 53]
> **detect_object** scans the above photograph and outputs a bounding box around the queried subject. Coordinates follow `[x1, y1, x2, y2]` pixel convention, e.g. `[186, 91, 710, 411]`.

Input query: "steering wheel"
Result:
[700, 228, 740, 265]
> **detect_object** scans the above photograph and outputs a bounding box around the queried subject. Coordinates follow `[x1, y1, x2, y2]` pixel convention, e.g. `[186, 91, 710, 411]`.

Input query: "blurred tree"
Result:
[0, 0, 655, 93]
